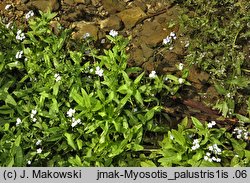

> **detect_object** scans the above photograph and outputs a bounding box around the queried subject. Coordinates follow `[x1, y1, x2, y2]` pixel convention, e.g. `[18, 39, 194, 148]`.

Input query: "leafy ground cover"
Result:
[0, 0, 249, 167]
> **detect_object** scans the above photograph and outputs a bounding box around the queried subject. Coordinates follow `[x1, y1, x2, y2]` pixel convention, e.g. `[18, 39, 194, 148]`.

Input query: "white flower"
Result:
[16, 118, 22, 126]
[191, 143, 200, 151]
[149, 70, 157, 78]
[170, 32, 177, 39]
[207, 121, 216, 128]
[133, 108, 138, 112]
[244, 133, 248, 140]
[163, 36, 171, 45]
[27, 160, 31, 165]
[206, 152, 211, 156]
[212, 156, 217, 161]
[71, 121, 78, 127]
[216, 158, 221, 162]
[178, 78, 184, 84]
[71, 118, 81, 127]
[95, 66, 104, 77]
[16, 29, 25, 41]
[170, 134, 174, 140]
[177, 63, 184, 70]
[37, 148, 42, 154]
[109, 30, 118, 37]
[54, 73, 61, 82]
[83, 32, 90, 39]
[204, 156, 209, 161]
[15, 50, 23, 59]
[101, 39, 106, 44]
[207, 123, 213, 128]
[237, 134, 241, 139]
[32, 109, 37, 115]
[25, 10, 34, 20]
[208, 145, 213, 151]
[5, 4, 11, 10]
[193, 139, 199, 144]
[67, 108, 75, 117]
[89, 68, 93, 73]
[32, 118, 37, 122]
[36, 140, 42, 146]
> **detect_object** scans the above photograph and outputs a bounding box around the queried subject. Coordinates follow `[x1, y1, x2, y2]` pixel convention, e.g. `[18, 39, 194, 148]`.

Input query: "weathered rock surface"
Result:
[71, 21, 99, 40]
[117, 7, 146, 29]
[27, 0, 60, 12]
[102, 0, 126, 14]
[99, 15, 123, 31]
[139, 21, 169, 48]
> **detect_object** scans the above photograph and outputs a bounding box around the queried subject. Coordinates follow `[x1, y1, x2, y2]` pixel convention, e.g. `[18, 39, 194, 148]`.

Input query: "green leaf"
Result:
[117, 84, 129, 94]
[14, 135, 22, 147]
[140, 160, 156, 167]
[70, 88, 84, 107]
[134, 72, 144, 85]
[214, 83, 227, 95]
[64, 133, 77, 150]
[117, 93, 131, 110]
[92, 100, 103, 112]
[235, 114, 250, 123]
[180, 117, 188, 128]
[145, 109, 155, 121]
[134, 90, 143, 105]
[76, 139, 83, 150]
[191, 117, 204, 130]
[15, 146, 23, 167]
[121, 71, 131, 85]
[5, 94, 17, 106]
[96, 89, 105, 102]
[53, 82, 60, 96]
[81, 88, 91, 108]
[222, 101, 228, 117]
[172, 129, 186, 146]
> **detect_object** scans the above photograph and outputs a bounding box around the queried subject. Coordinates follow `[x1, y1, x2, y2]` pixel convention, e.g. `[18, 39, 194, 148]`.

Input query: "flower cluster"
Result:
[67, 108, 75, 117]
[149, 70, 157, 78]
[16, 29, 25, 41]
[25, 10, 34, 20]
[232, 126, 249, 140]
[71, 118, 82, 128]
[54, 73, 61, 82]
[177, 63, 184, 71]
[203, 144, 222, 163]
[204, 152, 221, 163]
[208, 144, 222, 155]
[16, 118, 22, 126]
[162, 31, 177, 45]
[207, 121, 216, 128]
[191, 139, 200, 151]
[30, 109, 37, 122]
[95, 66, 104, 77]
[109, 29, 118, 37]
[37, 148, 42, 154]
[15, 50, 23, 59]
[67, 108, 81, 127]
[83, 32, 90, 39]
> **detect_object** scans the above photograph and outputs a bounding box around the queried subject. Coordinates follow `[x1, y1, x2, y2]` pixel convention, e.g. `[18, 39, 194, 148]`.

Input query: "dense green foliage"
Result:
[0, 6, 249, 167]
